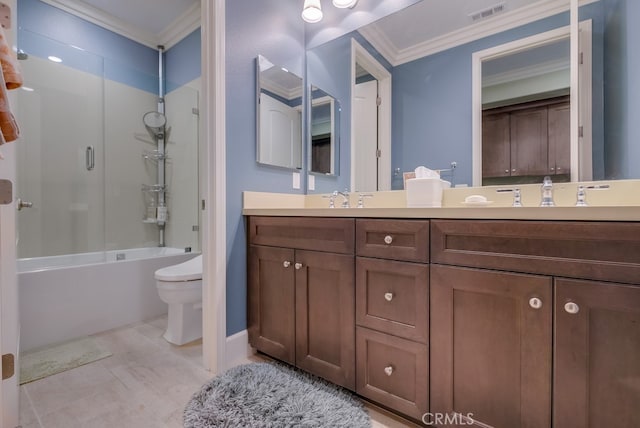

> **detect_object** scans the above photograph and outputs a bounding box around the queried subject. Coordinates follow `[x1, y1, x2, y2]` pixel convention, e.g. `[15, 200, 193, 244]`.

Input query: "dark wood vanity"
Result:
[247, 215, 640, 427]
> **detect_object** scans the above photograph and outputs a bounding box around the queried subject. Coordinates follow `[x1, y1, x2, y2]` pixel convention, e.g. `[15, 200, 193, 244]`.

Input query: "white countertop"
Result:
[242, 183, 640, 222]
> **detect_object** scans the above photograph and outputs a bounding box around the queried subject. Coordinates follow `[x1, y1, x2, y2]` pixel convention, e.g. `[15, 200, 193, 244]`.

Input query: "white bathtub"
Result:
[18, 247, 199, 352]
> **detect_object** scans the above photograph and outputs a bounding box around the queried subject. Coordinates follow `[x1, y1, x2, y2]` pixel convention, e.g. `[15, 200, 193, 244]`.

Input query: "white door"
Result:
[259, 93, 302, 169]
[353, 79, 378, 192]
[0, 142, 20, 427]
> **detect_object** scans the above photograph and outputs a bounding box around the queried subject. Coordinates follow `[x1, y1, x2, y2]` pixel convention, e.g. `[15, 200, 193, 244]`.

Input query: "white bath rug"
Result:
[19, 336, 112, 384]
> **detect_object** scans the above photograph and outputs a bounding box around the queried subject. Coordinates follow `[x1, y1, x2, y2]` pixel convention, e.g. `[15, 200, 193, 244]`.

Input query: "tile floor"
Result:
[19, 316, 417, 428]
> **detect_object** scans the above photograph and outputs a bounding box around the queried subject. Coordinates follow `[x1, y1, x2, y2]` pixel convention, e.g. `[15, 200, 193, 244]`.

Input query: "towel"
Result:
[0, 25, 21, 145]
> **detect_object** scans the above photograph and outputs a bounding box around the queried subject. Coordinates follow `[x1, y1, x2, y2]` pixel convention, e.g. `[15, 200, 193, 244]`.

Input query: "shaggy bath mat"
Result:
[20, 337, 112, 384]
[184, 362, 371, 428]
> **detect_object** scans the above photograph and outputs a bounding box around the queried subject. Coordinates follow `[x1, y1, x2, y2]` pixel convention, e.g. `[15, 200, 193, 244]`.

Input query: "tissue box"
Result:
[406, 178, 450, 207]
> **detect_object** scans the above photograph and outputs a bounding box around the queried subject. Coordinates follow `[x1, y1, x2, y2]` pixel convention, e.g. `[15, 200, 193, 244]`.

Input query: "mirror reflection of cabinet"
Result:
[310, 85, 339, 175]
[256, 55, 303, 170]
[482, 97, 570, 185]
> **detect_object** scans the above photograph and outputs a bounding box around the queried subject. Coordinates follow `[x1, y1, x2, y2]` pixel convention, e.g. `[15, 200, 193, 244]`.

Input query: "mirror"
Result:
[310, 85, 340, 175]
[475, 30, 572, 186]
[256, 55, 303, 169]
[306, 0, 640, 190]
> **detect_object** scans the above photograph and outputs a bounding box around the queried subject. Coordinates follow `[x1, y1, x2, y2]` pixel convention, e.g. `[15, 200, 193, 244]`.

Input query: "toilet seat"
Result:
[155, 255, 202, 282]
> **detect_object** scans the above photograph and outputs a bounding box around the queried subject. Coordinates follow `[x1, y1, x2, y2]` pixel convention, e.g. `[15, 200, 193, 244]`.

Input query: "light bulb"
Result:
[302, 0, 323, 23]
[332, 0, 358, 8]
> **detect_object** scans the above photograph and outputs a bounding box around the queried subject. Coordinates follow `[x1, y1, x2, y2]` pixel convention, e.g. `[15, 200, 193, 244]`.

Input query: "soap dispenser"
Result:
[540, 176, 555, 207]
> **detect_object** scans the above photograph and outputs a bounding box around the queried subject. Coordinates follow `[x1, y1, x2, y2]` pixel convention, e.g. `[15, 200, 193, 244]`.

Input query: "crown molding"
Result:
[359, 0, 599, 67]
[482, 58, 569, 87]
[159, 2, 201, 49]
[39, 0, 200, 50]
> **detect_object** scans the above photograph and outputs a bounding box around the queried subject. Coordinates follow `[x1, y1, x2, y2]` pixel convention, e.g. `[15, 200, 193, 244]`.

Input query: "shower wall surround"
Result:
[16, 0, 200, 258]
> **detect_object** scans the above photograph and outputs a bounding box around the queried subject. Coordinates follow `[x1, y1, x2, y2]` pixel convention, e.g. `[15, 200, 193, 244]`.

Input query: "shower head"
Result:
[143, 111, 166, 138]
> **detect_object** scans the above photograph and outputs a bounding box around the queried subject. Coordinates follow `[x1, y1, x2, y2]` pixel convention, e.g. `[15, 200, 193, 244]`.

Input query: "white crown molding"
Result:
[483, 58, 569, 87]
[261, 80, 303, 101]
[39, 0, 200, 50]
[359, 0, 599, 67]
[159, 2, 201, 49]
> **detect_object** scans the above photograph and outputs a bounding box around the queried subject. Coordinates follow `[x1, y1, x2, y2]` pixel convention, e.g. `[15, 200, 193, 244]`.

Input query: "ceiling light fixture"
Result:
[332, 0, 358, 8]
[47, 56, 62, 63]
[302, 0, 323, 23]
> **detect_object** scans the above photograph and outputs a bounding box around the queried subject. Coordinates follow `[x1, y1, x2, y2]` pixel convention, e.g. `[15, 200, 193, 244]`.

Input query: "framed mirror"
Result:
[310, 85, 340, 175]
[256, 55, 303, 169]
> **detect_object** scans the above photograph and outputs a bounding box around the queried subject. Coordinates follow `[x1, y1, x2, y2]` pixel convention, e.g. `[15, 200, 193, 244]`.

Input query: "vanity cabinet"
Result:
[354, 219, 429, 420]
[430, 219, 640, 428]
[482, 97, 570, 180]
[247, 216, 356, 389]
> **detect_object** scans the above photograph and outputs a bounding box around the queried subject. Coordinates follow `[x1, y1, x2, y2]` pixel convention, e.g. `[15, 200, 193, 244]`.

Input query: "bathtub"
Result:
[18, 247, 199, 352]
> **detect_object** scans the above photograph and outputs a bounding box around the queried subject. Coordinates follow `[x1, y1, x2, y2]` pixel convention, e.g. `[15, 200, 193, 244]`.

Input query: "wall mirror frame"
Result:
[309, 85, 340, 176]
[256, 54, 303, 170]
[471, 21, 592, 186]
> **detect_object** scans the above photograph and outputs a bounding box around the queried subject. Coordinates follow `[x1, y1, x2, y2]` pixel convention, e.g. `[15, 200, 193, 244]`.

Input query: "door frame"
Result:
[350, 38, 391, 191]
[471, 22, 592, 186]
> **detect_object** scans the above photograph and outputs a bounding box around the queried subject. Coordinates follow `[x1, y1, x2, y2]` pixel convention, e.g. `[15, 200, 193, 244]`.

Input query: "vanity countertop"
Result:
[242, 206, 640, 222]
[242, 185, 640, 222]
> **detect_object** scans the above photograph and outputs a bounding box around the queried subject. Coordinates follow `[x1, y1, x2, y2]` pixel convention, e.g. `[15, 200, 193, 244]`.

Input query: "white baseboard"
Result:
[225, 329, 253, 369]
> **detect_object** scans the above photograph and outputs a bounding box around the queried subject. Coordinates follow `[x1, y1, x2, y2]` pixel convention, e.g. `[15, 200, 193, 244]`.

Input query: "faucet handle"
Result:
[322, 192, 337, 208]
[576, 185, 588, 207]
[357, 193, 374, 208]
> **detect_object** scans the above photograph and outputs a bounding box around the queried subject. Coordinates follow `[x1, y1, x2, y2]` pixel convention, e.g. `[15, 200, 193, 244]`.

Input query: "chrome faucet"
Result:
[335, 190, 350, 208]
[540, 176, 555, 207]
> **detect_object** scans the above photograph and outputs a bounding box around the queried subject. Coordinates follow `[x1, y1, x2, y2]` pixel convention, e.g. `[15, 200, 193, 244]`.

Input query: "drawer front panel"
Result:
[431, 220, 640, 285]
[356, 219, 429, 262]
[356, 327, 428, 420]
[356, 257, 428, 343]
[249, 216, 355, 254]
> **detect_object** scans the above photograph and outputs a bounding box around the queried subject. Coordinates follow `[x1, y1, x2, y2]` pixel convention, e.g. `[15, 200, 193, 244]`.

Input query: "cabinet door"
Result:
[510, 107, 548, 176]
[248, 245, 295, 364]
[431, 265, 552, 428]
[295, 250, 355, 389]
[548, 102, 570, 176]
[555, 279, 640, 428]
[482, 112, 511, 178]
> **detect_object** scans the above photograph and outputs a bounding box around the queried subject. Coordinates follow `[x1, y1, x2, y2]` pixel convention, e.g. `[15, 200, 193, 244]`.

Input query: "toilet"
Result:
[155, 254, 203, 345]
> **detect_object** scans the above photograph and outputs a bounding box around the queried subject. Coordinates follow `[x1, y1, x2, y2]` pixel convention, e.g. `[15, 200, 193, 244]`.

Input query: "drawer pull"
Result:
[384, 235, 393, 245]
[384, 292, 394, 302]
[564, 301, 580, 314]
[294, 262, 303, 270]
[384, 365, 394, 376]
[528, 297, 542, 309]
[283, 261, 291, 268]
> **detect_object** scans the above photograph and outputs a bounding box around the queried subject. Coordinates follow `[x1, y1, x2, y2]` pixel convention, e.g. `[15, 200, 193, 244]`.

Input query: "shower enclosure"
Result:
[15, 28, 201, 350]
[16, 31, 200, 260]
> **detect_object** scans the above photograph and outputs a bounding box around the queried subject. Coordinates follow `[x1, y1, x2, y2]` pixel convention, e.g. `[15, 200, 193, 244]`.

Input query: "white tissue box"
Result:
[406, 178, 450, 208]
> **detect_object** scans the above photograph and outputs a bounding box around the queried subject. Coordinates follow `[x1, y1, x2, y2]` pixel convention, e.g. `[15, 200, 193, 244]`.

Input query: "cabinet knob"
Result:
[294, 262, 303, 270]
[550, 167, 555, 171]
[283, 261, 291, 268]
[512, 169, 516, 173]
[384, 365, 394, 376]
[384, 292, 394, 302]
[384, 235, 393, 245]
[528, 297, 543, 309]
[564, 301, 580, 314]
[504, 169, 509, 174]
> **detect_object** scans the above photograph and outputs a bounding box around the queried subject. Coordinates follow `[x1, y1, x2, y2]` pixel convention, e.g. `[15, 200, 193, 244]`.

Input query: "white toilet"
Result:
[155, 254, 203, 345]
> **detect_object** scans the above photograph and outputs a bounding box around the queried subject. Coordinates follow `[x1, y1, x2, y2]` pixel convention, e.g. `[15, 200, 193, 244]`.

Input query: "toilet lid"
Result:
[155, 254, 202, 281]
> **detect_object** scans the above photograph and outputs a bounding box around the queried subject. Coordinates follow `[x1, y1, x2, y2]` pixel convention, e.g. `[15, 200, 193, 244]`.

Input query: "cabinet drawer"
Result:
[249, 216, 354, 254]
[356, 257, 428, 343]
[356, 219, 429, 262]
[431, 220, 640, 285]
[356, 327, 428, 420]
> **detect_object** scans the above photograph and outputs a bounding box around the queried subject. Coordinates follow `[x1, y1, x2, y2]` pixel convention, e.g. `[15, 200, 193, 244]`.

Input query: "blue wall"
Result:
[602, 0, 640, 179]
[18, 0, 200, 95]
[225, 0, 305, 336]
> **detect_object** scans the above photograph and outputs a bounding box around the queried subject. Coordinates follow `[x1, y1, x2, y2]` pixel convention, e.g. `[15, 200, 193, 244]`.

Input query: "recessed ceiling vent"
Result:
[469, 2, 506, 22]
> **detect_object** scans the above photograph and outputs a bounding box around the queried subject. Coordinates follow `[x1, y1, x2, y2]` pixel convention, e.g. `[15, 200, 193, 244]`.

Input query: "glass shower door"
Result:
[16, 31, 105, 259]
